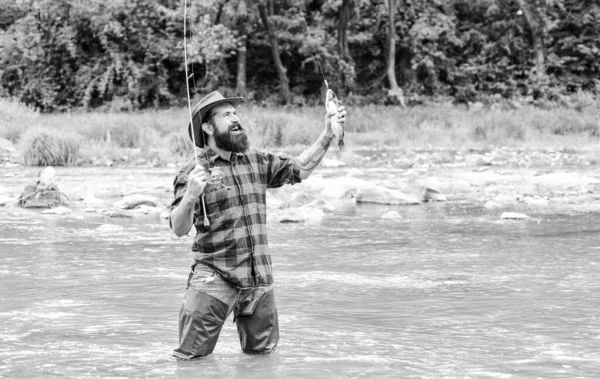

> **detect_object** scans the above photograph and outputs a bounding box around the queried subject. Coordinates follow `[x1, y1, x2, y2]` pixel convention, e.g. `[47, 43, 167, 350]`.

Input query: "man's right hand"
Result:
[185, 165, 208, 199]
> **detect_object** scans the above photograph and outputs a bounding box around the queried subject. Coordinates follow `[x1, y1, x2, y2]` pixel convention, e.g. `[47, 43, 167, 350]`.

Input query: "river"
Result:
[1, 167, 599, 378]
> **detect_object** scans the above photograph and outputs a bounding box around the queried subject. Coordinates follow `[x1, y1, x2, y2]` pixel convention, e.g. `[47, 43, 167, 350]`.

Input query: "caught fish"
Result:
[325, 88, 345, 152]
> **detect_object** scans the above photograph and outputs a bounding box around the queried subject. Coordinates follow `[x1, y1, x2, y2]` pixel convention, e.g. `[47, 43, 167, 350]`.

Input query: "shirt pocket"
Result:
[201, 186, 231, 225]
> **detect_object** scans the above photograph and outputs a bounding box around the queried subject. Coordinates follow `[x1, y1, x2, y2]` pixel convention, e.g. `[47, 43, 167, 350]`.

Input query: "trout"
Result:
[325, 88, 345, 152]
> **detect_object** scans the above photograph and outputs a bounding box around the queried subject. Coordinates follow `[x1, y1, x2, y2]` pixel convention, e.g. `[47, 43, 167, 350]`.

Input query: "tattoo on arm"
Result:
[295, 131, 333, 176]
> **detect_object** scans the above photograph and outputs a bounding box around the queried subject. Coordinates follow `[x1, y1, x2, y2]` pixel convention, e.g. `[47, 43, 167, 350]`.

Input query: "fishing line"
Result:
[295, 0, 329, 88]
[183, 0, 210, 227]
[183, 0, 199, 165]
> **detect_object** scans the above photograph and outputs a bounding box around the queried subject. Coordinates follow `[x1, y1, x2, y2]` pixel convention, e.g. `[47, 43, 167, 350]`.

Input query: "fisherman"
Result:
[169, 91, 346, 359]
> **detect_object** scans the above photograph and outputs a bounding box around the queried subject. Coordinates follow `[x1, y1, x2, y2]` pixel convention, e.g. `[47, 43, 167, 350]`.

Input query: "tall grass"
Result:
[2, 97, 600, 166]
[19, 128, 80, 166]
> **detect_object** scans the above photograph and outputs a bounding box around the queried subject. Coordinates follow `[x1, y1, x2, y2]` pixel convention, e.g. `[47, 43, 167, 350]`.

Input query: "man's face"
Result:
[208, 103, 249, 153]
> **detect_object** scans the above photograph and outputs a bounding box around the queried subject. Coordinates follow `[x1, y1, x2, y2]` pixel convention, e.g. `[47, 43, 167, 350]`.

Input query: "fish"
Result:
[325, 88, 345, 152]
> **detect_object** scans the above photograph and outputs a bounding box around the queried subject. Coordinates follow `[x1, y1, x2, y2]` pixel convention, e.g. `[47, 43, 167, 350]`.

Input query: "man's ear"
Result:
[202, 122, 214, 136]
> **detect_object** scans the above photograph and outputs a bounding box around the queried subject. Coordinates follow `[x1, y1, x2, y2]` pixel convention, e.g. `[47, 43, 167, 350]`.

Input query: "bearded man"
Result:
[169, 91, 346, 359]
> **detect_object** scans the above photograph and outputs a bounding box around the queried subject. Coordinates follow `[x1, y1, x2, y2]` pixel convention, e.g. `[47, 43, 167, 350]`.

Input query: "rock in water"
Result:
[41, 206, 72, 215]
[500, 212, 530, 220]
[483, 200, 502, 209]
[132, 205, 163, 214]
[17, 167, 65, 208]
[19, 185, 65, 208]
[355, 186, 420, 205]
[269, 207, 325, 223]
[113, 194, 158, 209]
[107, 209, 133, 218]
[523, 197, 549, 207]
[420, 186, 447, 202]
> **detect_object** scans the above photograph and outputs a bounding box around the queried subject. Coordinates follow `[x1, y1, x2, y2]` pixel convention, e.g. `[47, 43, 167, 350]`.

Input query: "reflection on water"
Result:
[1, 203, 600, 378]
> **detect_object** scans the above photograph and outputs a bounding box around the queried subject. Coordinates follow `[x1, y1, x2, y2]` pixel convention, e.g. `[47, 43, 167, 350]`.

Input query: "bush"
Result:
[19, 128, 81, 166]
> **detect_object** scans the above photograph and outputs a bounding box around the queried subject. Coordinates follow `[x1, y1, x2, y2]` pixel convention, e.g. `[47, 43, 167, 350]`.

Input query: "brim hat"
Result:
[187, 91, 243, 147]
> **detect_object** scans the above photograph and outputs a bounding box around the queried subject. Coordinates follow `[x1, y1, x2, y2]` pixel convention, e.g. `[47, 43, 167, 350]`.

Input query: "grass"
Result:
[1, 97, 600, 166]
[19, 128, 80, 166]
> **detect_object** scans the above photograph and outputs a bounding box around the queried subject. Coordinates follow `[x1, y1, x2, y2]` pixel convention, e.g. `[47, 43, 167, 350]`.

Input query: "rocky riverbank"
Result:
[2, 145, 600, 224]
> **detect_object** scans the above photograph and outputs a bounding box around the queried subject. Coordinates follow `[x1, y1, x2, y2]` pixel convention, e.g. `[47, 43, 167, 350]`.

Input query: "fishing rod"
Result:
[183, 0, 210, 227]
[296, 0, 345, 153]
[295, 0, 329, 89]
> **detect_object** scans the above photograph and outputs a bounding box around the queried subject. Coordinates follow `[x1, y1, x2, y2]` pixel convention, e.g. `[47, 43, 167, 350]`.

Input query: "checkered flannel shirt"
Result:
[169, 147, 301, 288]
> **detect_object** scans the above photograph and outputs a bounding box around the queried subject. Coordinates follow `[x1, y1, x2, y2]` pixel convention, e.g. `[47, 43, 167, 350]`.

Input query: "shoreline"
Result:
[2, 145, 600, 218]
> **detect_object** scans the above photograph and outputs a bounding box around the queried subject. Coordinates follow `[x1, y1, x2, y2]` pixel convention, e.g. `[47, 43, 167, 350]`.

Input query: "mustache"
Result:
[228, 122, 244, 132]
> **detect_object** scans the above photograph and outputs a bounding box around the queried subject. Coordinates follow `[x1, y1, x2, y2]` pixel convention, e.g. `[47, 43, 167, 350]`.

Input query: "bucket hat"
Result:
[188, 91, 243, 147]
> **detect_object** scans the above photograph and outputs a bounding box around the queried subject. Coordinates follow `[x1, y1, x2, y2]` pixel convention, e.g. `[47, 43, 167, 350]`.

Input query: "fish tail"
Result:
[335, 139, 346, 153]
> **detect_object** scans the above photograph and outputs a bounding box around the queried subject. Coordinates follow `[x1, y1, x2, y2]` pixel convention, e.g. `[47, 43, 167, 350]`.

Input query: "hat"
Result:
[188, 91, 243, 147]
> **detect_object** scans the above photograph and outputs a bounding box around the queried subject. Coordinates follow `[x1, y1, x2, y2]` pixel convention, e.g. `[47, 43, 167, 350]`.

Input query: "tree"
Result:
[386, 0, 405, 107]
[256, 0, 291, 103]
[516, 0, 548, 88]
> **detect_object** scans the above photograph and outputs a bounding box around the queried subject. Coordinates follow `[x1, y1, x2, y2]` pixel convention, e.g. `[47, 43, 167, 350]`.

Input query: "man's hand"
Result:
[185, 165, 208, 200]
[171, 165, 209, 237]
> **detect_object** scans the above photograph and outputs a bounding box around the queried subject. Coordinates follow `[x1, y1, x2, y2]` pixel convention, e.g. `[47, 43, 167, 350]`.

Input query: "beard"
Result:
[213, 122, 249, 153]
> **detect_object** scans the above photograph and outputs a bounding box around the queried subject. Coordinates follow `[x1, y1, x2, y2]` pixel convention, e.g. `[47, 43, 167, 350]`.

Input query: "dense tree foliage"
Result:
[0, 0, 598, 111]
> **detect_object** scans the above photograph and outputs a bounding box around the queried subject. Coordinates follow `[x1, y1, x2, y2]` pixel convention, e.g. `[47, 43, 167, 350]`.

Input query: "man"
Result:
[169, 91, 346, 359]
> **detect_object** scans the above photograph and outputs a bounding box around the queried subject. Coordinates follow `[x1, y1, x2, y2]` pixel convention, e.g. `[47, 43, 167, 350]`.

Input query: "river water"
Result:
[1, 169, 600, 378]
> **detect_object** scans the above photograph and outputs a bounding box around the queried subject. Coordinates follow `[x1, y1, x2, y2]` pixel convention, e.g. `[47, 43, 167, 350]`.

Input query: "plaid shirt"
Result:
[169, 147, 301, 288]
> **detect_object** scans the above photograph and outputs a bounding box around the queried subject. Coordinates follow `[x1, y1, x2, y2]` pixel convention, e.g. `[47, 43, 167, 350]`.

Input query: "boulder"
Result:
[523, 196, 549, 207]
[308, 176, 371, 199]
[300, 198, 335, 212]
[113, 194, 158, 209]
[82, 192, 105, 207]
[17, 167, 66, 208]
[483, 200, 502, 209]
[419, 186, 447, 202]
[104, 209, 133, 218]
[493, 194, 519, 206]
[355, 186, 420, 205]
[532, 172, 600, 190]
[500, 212, 530, 220]
[269, 207, 325, 223]
[282, 191, 318, 208]
[132, 205, 163, 214]
[19, 184, 65, 208]
[41, 206, 72, 215]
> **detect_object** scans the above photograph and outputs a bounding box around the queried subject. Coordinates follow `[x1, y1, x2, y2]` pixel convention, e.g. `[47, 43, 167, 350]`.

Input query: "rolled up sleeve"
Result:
[265, 152, 302, 188]
[169, 164, 199, 229]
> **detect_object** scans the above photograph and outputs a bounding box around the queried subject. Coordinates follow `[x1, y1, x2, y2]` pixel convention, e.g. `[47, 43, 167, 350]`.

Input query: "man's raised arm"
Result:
[295, 105, 346, 180]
